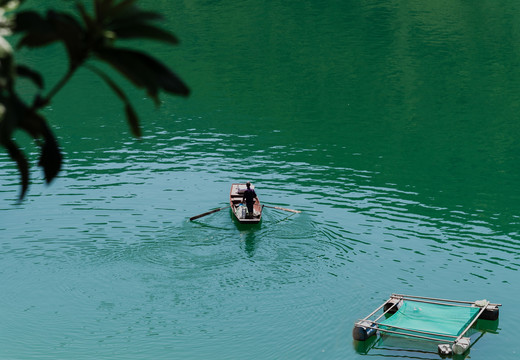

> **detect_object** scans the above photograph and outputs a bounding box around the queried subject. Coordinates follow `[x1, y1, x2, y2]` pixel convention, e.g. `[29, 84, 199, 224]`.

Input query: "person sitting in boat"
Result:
[242, 181, 258, 218]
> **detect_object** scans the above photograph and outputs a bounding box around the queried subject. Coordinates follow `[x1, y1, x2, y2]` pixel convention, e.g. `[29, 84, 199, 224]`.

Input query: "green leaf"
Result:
[94, 0, 164, 36]
[17, 32, 59, 48]
[76, 2, 97, 34]
[95, 47, 189, 101]
[14, 10, 47, 32]
[16, 10, 87, 65]
[47, 11, 86, 65]
[15, 11, 59, 48]
[94, 0, 112, 20]
[110, 10, 162, 25]
[107, 1, 161, 24]
[95, 0, 137, 22]
[124, 102, 140, 137]
[4, 139, 29, 200]
[95, 48, 159, 102]
[12, 95, 44, 138]
[0, 91, 62, 198]
[110, 23, 178, 44]
[37, 121, 62, 184]
[111, 0, 139, 15]
[16, 65, 43, 88]
[0, 98, 13, 144]
[13, 94, 62, 185]
[86, 64, 141, 137]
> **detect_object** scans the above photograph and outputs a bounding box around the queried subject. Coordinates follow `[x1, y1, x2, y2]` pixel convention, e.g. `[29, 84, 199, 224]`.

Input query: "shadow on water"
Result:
[241, 229, 258, 257]
[230, 209, 262, 257]
[353, 319, 499, 359]
[353, 337, 470, 360]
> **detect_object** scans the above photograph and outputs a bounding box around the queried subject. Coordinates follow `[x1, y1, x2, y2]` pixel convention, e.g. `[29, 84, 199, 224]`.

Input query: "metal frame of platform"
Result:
[353, 294, 501, 355]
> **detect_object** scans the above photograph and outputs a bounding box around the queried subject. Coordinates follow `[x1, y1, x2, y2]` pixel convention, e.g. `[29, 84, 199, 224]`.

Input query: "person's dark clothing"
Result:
[243, 188, 257, 214]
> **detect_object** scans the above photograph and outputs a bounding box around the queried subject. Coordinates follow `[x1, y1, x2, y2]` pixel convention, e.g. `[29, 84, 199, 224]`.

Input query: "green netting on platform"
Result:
[379, 301, 480, 341]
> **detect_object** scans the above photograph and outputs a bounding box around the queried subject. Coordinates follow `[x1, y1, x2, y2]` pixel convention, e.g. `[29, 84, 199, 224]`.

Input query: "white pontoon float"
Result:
[353, 294, 500, 356]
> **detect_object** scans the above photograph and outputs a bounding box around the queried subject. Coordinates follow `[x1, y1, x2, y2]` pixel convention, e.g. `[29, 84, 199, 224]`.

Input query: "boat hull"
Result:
[230, 183, 262, 224]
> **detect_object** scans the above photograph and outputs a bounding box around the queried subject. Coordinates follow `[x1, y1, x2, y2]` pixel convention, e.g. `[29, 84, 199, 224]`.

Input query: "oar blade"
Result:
[275, 206, 301, 213]
[190, 206, 230, 221]
[264, 204, 301, 213]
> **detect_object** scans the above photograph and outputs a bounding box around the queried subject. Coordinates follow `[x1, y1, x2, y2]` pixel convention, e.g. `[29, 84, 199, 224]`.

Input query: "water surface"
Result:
[1, 1, 519, 359]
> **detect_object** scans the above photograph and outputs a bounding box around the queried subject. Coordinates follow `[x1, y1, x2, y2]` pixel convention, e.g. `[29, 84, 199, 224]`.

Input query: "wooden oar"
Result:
[190, 206, 231, 221]
[263, 205, 301, 213]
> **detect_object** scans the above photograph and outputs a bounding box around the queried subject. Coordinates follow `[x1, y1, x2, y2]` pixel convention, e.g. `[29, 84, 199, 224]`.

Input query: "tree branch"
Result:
[34, 63, 79, 109]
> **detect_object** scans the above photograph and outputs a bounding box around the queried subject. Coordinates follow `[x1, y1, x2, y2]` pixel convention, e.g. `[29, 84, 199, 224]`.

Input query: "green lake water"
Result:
[1, 1, 519, 359]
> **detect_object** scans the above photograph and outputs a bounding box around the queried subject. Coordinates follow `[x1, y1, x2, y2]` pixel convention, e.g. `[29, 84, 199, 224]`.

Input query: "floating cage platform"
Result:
[353, 294, 500, 356]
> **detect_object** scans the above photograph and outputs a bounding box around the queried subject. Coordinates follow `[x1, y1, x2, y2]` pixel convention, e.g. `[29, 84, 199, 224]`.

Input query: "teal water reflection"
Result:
[0, 0, 519, 359]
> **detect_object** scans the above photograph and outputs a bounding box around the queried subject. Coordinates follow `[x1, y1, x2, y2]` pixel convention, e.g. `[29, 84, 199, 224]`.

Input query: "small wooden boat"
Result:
[230, 183, 262, 224]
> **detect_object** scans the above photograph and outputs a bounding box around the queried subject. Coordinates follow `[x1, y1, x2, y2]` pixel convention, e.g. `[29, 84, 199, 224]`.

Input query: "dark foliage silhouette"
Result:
[0, 0, 189, 199]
